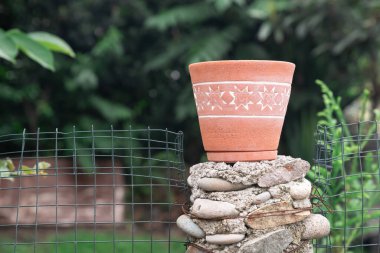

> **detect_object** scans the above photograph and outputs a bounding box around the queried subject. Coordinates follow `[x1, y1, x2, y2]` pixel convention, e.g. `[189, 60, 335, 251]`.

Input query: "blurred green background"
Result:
[1, 0, 380, 164]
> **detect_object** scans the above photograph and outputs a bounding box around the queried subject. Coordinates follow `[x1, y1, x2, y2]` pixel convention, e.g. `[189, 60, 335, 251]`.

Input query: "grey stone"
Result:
[258, 159, 310, 187]
[191, 199, 239, 219]
[289, 179, 312, 200]
[176, 214, 205, 238]
[252, 191, 271, 204]
[238, 229, 293, 253]
[302, 214, 330, 239]
[293, 199, 312, 209]
[193, 218, 247, 235]
[198, 177, 249, 192]
[205, 234, 245, 245]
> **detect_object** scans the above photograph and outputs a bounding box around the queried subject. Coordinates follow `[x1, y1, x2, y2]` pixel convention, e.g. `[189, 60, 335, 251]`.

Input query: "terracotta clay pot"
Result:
[189, 60, 295, 162]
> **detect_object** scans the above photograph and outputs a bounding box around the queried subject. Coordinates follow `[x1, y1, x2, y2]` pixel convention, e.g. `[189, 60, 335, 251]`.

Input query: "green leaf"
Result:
[29, 31, 75, 57]
[332, 30, 367, 55]
[186, 26, 240, 64]
[145, 2, 216, 30]
[92, 27, 123, 56]
[0, 159, 14, 181]
[213, 0, 234, 12]
[257, 22, 272, 41]
[90, 96, 132, 122]
[143, 40, 189, 71]
[0, 29, 18, 63]
[7, 29, 55, 71]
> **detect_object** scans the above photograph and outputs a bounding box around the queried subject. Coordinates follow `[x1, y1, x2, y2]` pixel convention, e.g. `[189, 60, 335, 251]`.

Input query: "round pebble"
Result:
[289, 179, 312, 200]
[198, 177, 248, 192]
[252, 191, 271, 204]
[191, 199, 239, 219]
[302, 214, 330, 239]
[187, 176, 194, 187]
[206, 234, 245, 245]
[176, 214, 205, 238]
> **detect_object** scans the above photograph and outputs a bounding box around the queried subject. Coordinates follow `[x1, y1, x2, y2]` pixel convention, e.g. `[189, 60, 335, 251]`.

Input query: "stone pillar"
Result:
[177, 156, 330, 253]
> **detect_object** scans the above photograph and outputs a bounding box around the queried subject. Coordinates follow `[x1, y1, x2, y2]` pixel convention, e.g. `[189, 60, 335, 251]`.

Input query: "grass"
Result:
[0, 230, 185, 253]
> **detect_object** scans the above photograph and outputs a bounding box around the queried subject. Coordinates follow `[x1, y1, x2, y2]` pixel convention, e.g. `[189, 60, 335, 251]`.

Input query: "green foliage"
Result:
[0, 29, 74, 71]
[0, 30, 18, 63]
[89, 96, 132, 123]
[0, 231, 184, 252]
[29, 32, 76, 57]
[309, 80, 380, 251]
[2, 0, 380, 164]
[145, 2, 217, 31]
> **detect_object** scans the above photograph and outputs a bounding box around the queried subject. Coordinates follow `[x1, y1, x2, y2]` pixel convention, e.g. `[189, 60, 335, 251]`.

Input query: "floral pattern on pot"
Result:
[193, 82, 291, 115]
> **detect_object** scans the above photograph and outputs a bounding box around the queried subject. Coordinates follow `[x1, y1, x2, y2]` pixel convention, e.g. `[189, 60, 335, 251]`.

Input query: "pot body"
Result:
[189, 60, 295, 162]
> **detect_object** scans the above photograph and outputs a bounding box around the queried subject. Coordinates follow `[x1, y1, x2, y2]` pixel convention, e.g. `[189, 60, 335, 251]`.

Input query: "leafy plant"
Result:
[0, 29, 75, 71]
[0, 158, 50, 181]
[309, 80, 380, 252]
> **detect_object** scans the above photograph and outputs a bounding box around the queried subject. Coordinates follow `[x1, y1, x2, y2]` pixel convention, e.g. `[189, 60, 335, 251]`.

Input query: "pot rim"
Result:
[189, 60, 295, 68]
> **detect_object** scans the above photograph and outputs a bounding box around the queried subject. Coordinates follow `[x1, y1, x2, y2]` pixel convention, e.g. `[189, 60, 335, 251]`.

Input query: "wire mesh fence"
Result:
[0, 127, 187, 253]
[313, 121, 380, 253]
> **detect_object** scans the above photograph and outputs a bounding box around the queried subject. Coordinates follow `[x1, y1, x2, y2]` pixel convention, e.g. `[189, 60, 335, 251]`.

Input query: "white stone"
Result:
[238, 229, 293, 253]
[289, 179, 312, 200]
[206, 234, 245, 245]
[269, 186, 283, 198]
[194, 218, 247, 235]
[187, 176, 194, 187]
[176, 214, 205, 238]
[302, 214, 330, 239]
[198, 177, 249, 192]
[252, 191, 271, 204]
[293, 199, 312, 209]
[258, 159, 310, 187]
[191, 199, 239, 219]
[240, 211, 248, 217]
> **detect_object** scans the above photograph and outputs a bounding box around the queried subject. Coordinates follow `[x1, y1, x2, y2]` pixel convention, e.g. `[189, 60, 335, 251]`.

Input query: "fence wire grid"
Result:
[313, 121, 380, 253]
[0, 126, 187, 253]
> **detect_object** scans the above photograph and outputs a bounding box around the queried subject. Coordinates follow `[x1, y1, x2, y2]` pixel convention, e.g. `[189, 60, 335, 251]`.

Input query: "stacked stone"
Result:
[177, 156, 330, 253]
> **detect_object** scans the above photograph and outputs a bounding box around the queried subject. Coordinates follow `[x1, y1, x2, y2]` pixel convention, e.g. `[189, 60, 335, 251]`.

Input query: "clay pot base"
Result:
[207, 150, 277, 162]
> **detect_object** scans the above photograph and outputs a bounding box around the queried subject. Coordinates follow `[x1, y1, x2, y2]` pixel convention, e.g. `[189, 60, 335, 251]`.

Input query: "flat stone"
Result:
[198, 177, 249, 192]
[190, 187, 264, 212]
[185, 245, 208, 253]
[205, 234, 245, 245]
[176, 214, 205, 238]
[293, 199, 312, 209]
[193, 218, 247, 235]
[302, 214, 330, 239]
[289, 179, 312, 200]
[246, 201, 310, 229]
[189, 156, 300, 186]
[191, 199, 239, 219]
[252, 191, 271, 204]
[238, 229, 293, 253]
[258, 159, 310, 187]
